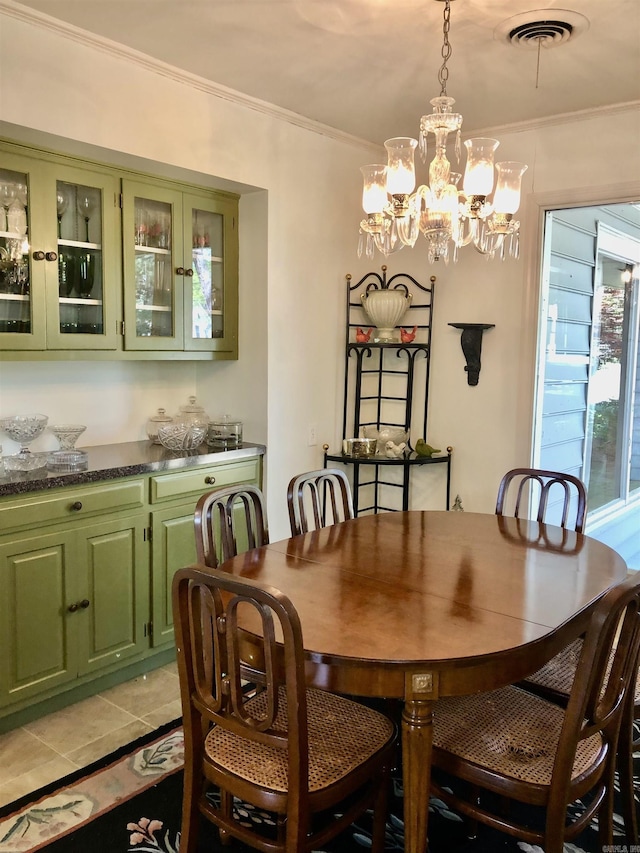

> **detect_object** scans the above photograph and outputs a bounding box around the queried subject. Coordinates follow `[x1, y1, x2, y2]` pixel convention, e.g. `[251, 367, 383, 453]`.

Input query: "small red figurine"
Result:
[400, 325, 417, 343]
[356, 327, 373, 343]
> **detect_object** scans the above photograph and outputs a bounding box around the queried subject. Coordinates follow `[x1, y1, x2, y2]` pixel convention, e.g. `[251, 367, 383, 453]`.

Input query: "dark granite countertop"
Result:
[0, 440, 266, 498]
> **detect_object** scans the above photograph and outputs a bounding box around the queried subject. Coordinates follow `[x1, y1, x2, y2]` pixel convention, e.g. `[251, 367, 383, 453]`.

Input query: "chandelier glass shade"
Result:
[358, 1, 528, 264]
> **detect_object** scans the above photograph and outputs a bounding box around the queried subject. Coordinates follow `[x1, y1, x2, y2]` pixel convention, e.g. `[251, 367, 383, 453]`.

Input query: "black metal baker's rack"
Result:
[324, 266, 452, 515]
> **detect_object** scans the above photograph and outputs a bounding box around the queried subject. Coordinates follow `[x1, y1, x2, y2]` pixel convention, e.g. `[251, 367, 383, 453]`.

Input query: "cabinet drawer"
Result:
[150, 459, 260, 504]
[0, 480, 145, 533]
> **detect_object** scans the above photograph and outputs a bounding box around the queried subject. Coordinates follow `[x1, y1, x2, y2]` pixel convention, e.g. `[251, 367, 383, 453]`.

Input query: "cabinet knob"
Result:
[70, 501, 83, 511]
[176, 267, 185, 275]
[32, 251, 45, 261]
[67, 603, 79, 613]
[185, 268, 194, 277]
[204, 476, 216, 485]
[79, 598, 90, 609]
[45, 251, 58, 262]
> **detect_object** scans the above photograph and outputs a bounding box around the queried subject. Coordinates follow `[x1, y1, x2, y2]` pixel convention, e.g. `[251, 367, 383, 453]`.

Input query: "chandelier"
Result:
[358, 0, 528, 264]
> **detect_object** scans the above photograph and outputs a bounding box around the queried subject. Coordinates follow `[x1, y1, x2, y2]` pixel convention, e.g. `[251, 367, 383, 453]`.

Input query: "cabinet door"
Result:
[151, 503, 199, 648]
[122, 179, 184, 351]
[46, 162, 121, 350]
[183, 192, 238, 355]
[0, 529, 80, 708]
[76, 515, 149, 676]
[0, 150, 47, 349]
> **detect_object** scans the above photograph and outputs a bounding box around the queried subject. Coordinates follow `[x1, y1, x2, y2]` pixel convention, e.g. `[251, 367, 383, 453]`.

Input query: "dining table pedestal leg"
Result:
[402, 697, 434, 853]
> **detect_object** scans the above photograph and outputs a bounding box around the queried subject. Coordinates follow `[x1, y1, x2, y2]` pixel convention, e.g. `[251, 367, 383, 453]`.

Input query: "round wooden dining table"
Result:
[216, 510, 628, 853]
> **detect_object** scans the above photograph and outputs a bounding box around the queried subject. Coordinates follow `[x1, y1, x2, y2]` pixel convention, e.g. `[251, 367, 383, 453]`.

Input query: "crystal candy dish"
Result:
[50, 424, 87, 450]
[0, 413, 49, 470]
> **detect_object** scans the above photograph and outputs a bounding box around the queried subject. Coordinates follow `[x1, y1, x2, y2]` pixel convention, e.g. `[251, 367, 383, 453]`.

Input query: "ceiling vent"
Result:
[495, 10, 589, 49]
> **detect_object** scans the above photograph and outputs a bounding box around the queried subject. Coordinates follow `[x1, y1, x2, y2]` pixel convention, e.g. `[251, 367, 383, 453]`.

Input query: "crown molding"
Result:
[0, 0, 378, 154]
[1, 0, 637, 152]
[468, 101, 640, 139]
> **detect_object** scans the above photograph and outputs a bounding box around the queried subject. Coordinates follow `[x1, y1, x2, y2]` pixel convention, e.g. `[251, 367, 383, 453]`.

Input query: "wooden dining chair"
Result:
[172, 565, 396, 853]
[194, 483, 269, 567]
[495, 467, 587, 532]
[429, 574, 640, 852]
[496, 469, 590, 722]
[287, 468, 354, 536]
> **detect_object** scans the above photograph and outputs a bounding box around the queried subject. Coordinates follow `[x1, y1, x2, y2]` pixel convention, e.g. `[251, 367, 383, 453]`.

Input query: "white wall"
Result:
[1, 4, 639, 539]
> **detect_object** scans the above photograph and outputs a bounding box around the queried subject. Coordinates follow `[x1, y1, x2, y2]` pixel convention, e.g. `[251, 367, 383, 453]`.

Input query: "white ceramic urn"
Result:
[361, 288, 412, 343]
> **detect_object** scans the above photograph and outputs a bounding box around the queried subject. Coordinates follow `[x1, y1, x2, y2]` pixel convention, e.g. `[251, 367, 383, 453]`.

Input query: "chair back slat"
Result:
[495, 467, 587, 532]
[287, 468, 354, 536]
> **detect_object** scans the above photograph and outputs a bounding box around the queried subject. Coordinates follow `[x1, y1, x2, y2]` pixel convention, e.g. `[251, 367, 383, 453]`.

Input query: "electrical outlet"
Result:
[307, 423, 317, 446]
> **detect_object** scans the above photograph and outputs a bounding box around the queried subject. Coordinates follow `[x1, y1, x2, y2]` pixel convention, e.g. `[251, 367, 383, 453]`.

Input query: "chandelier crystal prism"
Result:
[358, 0, 528, 264]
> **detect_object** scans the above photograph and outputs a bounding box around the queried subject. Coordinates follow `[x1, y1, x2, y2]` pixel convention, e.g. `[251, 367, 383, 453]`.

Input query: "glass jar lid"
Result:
[176, 396, 209, 428]
[148, 407, 173, 424]
[147, 407, 174, 443]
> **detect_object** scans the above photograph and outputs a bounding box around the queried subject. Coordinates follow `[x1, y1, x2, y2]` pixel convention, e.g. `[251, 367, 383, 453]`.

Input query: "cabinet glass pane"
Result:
[57, 181, 104, 335]
[134, 197, 173, 338]
[191, 208, 223, 340]
[0, 168, 31, 333]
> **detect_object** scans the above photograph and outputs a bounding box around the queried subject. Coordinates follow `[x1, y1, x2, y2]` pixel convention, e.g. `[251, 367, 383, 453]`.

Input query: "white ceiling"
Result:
[13, 0, 640, 143]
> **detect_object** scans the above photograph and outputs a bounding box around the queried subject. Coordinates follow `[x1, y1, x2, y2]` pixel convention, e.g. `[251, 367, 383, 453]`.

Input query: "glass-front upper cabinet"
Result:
[122, 180, 238, 355]
[0, 145, 120, 352]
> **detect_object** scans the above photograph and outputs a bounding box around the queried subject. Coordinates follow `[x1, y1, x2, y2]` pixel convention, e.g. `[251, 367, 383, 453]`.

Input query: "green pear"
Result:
[415, 439, 441, 457]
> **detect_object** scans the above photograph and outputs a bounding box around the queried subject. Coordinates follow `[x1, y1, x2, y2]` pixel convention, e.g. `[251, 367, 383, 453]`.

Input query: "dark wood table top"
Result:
[222, 510, 627, 696]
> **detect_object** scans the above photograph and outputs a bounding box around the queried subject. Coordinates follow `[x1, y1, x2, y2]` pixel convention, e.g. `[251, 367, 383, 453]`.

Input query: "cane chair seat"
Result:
[287, 468, 354, 536]
[524, 638, 584, 697]
[206, 686, 394, 793]
[434, 686, 603, 790]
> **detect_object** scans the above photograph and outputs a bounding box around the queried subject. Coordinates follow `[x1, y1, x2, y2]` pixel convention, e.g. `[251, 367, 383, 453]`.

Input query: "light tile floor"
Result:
[0, 662, 182, 809]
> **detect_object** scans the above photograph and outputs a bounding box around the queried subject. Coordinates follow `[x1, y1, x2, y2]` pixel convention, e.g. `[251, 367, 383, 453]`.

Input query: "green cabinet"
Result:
[122, 181, 237, 356]
[0, 448, 263, 725]
[0, 139, 238, 360]
[0, 513, 148, 709]
[0, 148, 121, 351]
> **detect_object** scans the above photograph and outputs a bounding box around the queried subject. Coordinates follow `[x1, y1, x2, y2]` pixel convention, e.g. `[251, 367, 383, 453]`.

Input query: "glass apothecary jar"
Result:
[146, 407, 173, 443]
[176, 396, 210, 431]
[207, 415, 243, 448]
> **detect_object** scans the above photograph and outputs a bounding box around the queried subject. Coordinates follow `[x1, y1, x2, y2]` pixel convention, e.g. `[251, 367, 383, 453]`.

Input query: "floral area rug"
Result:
[0, 722, 637, 852]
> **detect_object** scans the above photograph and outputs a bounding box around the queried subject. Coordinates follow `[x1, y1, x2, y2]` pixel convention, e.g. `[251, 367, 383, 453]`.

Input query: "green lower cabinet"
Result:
[0, 515, 149, 710]
[151, 504, 199, 649]
[0, 449, 264, 725]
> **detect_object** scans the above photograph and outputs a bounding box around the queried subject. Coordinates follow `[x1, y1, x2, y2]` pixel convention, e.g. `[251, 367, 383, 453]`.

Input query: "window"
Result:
[535, 204, 640, 568]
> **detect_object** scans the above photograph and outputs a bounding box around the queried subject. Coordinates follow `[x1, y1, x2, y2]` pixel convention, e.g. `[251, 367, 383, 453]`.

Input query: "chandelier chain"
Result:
[438, 0, 452, 96]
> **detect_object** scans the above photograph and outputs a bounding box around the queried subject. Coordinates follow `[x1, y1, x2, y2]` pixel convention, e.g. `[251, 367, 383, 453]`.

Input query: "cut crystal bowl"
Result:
[157, 423, 206, 452]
